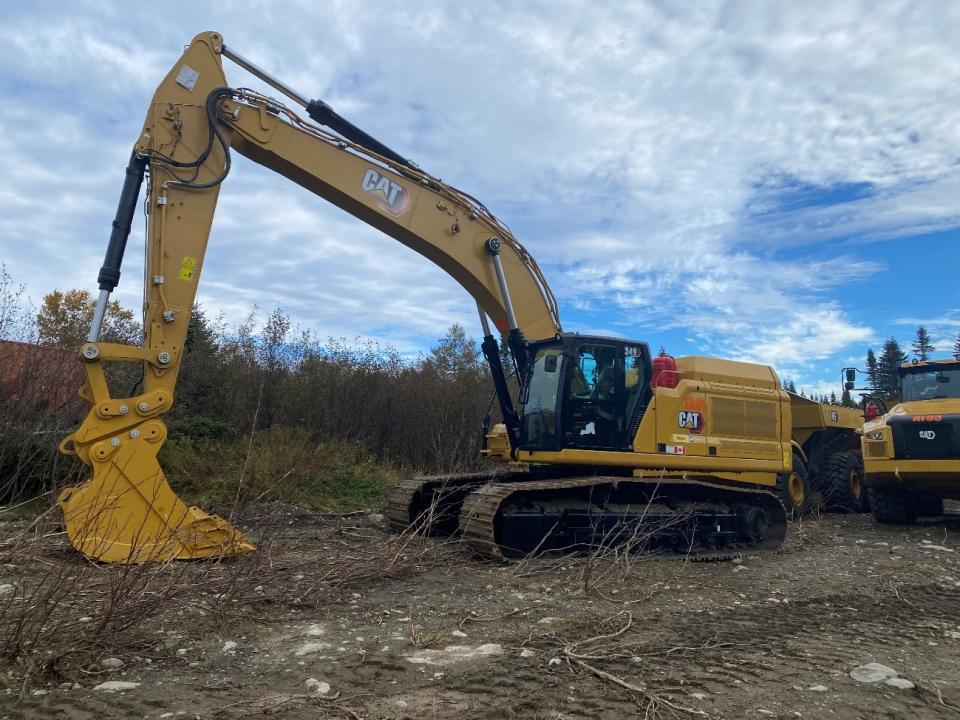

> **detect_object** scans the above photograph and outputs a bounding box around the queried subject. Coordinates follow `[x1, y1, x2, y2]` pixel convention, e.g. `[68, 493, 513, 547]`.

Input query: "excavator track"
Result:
[386, 470, 530, 536]
[458, 475, 787, 561]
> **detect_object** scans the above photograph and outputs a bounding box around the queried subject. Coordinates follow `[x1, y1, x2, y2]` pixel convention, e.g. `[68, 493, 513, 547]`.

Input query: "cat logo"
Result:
[919, 430, 936, 440]
[830, 410, 839, 423]
[678, 410, 704, 434]
[361, 168, 410, 216]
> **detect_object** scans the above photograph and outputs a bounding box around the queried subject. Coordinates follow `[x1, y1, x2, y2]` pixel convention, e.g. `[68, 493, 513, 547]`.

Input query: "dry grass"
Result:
[0, 498, 456, 695]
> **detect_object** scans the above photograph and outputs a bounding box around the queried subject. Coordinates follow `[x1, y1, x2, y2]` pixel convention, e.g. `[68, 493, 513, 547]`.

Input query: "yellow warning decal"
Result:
[178, 255, 196, 282]
[783, 450, 791, 468]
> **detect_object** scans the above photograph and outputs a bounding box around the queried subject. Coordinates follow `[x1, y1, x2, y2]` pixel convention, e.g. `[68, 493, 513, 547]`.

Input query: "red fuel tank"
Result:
[651, 348, 678, 389]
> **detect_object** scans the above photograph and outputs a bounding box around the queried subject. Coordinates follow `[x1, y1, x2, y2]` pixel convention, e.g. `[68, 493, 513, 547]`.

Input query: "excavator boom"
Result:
[59, 32, 560, 563]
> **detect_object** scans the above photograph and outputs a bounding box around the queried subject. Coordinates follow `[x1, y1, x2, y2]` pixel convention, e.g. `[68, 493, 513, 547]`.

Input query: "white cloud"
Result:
[0, 0, 958, 380]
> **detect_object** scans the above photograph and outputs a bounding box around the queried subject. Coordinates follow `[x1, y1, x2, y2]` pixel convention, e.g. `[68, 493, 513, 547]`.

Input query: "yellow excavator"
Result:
[58, 32, 862, 564]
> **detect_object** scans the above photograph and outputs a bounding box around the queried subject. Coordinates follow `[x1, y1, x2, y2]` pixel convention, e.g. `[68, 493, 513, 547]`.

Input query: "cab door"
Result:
[561, 341, 650, 450]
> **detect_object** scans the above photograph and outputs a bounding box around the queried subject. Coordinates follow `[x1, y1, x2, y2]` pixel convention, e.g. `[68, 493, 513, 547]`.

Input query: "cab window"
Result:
[563, 343, 619, 447]
[521, 345, 564, 448]
[624, 344, 647, 425]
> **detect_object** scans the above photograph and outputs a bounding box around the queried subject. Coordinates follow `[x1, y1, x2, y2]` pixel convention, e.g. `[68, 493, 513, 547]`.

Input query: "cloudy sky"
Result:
[1, 1, 958, 395]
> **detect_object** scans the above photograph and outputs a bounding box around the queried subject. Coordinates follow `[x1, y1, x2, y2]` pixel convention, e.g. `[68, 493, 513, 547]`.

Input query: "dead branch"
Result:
[572, 658, 712, 719]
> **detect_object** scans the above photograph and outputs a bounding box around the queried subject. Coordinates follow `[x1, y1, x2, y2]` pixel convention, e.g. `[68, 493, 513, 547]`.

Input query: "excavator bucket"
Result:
[58, 420, 254, 564]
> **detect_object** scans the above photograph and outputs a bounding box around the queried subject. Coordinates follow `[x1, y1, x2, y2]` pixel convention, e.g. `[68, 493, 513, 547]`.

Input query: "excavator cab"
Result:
[519, 336, 652, 452]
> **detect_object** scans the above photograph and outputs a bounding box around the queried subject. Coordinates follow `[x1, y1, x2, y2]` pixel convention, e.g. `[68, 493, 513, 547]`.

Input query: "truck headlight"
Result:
[866, 431, 885, 441]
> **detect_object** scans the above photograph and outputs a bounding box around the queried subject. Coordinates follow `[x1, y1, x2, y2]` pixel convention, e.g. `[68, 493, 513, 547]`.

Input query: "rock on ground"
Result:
[93, 681, 141, 692]
[885, 678, 916, 690]
[405, 644, 503, 666]
[850, 663, 898, 683]
[295, 641, 330, 657]
[305, 678, 332, 695]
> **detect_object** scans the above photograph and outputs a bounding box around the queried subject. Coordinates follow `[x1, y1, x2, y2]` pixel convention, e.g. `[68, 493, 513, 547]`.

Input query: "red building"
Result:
[0, 339, 85, 414]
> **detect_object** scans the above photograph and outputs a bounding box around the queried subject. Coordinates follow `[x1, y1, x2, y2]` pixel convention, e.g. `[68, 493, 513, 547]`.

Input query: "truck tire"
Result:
[822, 451, 868, 513]
[776, 452, 812, 517]
[910, 494, 944, 518]
[867, 486, 917, 524]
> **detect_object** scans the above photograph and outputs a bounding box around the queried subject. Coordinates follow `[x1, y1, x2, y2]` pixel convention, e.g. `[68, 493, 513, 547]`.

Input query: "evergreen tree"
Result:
[177, 306, 229, 424]
[954, 331, 960, 360]
[876, 338, 907, 398]
[911, 325, 935, 361]
[185, 306, 217, 353]
[840, 387, 855, 407]
[865, 349, 878, 392]
[829, 391, 838, 405]
[428, 324, 481, 377]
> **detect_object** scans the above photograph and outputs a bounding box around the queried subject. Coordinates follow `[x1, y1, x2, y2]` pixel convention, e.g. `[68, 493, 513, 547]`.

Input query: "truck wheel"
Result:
[776, 452, 812, 517]
[910, 494, 944, 518]
[822, 451, 868, 513]
[867, 487, 917, 524]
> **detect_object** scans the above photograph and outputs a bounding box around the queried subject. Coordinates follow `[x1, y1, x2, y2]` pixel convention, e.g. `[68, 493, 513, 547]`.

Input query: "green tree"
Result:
[37, 289, 140, 348]
[258, 308, 293, 428]
[865, 349, 878, 392]
[954, 331, 960, 360]
[840, 387, 855, 407]
[829, 391, 838, 405]
[427, 324, 481, 377]
[175, 306, 229, 425]
[184, 305, 218, 353]
[911, 325, 935, 361]
[876, 338, 907, 398]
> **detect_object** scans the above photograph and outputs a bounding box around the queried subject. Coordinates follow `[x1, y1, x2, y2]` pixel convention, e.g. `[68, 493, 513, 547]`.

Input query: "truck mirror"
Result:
[844, 368, 856, 383]
[844, 381, 855, 391]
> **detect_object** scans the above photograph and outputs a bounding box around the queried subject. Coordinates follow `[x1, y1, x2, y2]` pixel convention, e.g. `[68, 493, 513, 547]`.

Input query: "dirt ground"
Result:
[2, 506, 960, 720]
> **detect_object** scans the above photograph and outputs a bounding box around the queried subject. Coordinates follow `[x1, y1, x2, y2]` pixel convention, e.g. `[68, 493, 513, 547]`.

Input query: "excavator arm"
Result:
[58, 32, 561, 563]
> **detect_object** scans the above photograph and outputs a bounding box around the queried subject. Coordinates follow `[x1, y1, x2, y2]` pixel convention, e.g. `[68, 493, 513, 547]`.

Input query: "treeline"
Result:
[787, 325, 960, 408]
[780, 379, 857, 408]
[172, 306, 493, 473]
[858, 325, 960, 399]
[0, 264, 498, 503]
